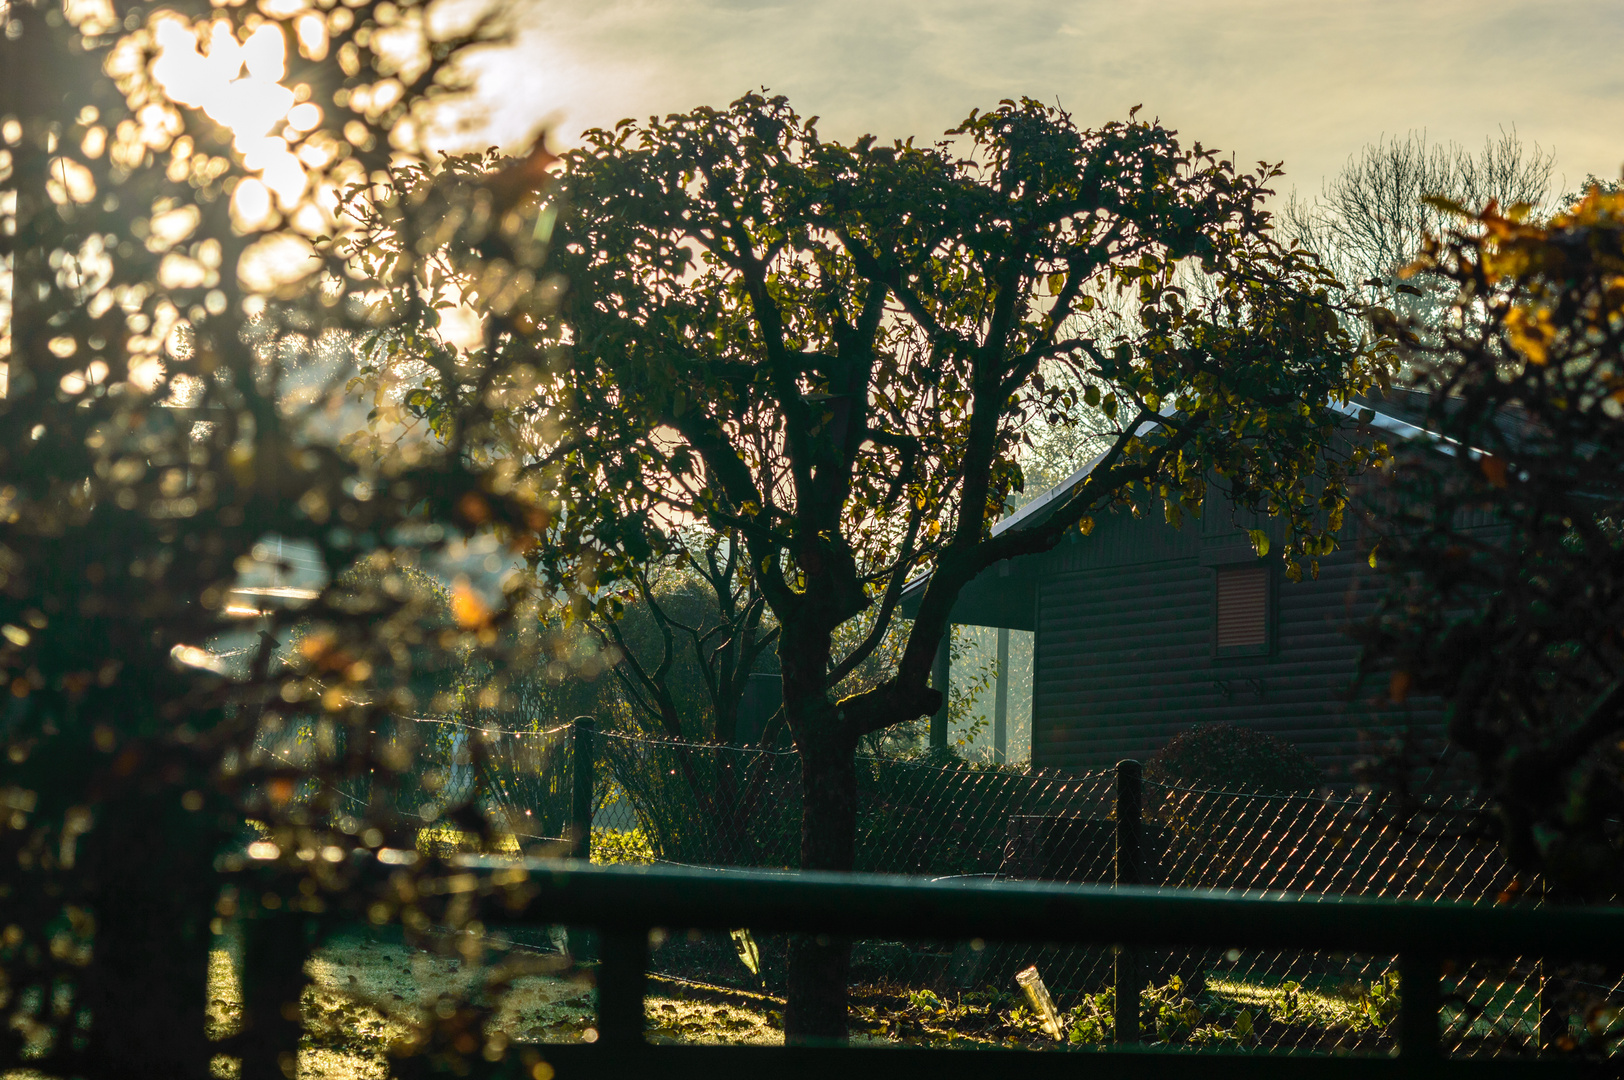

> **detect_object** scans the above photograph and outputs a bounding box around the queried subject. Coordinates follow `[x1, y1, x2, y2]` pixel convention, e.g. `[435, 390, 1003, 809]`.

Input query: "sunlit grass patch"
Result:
[1205, 974, 1375, 1030]
[645, 996, 782, 1045]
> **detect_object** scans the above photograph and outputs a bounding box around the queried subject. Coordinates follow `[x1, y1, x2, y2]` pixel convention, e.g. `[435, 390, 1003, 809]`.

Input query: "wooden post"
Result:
[993, 628, 1009, 763]
[238, 909, 309, 1080]
[596, 928, 648, 1048]
[929, 632, 950, 751]
[1114, 759, 1142, 1044]
[571, 716, 594, 862]
[1399, 951, 1441, 1061]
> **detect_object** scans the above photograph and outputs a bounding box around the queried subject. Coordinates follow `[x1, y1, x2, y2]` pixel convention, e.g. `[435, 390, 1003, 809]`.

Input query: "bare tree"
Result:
[1283, 129, 1556, 319]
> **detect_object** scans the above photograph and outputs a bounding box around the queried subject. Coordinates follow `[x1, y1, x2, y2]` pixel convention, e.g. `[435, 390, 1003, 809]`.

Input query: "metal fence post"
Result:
[1114, 758, 1142, 1044]
[1399, 951, 1441, 1061]
[597, 927, 648, 1048]
[572, 716, 594, 862]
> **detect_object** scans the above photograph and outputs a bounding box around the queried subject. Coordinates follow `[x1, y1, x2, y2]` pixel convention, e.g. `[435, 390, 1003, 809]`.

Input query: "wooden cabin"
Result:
[905, 390, 1458, 781]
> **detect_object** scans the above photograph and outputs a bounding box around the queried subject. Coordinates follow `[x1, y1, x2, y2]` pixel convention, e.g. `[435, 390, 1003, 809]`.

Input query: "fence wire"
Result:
[1143, 779, 1623, 1057]
[320, 718, 1622, 1058]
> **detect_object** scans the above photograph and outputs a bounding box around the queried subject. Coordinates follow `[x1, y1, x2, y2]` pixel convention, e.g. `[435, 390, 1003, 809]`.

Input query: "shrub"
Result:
[1146, 724, 1323, 795]
[592, 827, 657, 865]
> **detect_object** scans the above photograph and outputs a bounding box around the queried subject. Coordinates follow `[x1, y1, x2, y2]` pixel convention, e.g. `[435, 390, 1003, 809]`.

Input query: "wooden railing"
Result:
[235, 855, 1623, 1079]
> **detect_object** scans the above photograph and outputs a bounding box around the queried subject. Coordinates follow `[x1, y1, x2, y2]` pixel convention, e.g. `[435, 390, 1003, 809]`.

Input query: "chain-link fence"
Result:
[330, 718, 1622, 1057]
[1142, 779, 1579, 1056]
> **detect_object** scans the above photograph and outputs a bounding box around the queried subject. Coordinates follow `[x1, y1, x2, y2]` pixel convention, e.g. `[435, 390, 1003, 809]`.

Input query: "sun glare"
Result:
[151, 17, 309, 215]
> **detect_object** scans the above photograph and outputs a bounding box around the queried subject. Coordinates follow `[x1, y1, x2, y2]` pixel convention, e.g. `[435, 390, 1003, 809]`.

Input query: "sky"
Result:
[462, 0, 1624, 205]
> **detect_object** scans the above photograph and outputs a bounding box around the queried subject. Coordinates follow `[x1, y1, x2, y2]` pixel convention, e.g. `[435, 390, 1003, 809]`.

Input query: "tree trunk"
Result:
[783, 719, 858, 1044]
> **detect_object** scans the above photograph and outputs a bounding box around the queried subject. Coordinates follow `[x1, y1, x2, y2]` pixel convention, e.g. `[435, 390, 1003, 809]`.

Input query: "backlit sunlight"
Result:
[151, 16, 310, 223]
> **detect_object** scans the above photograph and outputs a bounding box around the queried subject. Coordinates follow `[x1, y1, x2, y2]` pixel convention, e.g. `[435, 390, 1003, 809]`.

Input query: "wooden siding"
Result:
[1030, 525, 1438, 779]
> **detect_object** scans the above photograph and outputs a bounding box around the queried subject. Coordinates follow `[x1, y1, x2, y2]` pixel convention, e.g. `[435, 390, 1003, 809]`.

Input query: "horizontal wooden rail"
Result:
[455, 856, 1624, 963]
[245, 856, 1618, 1078]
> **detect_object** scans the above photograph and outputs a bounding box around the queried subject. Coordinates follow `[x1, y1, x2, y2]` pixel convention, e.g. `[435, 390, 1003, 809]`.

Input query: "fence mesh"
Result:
[310, 719, 1622, 1058]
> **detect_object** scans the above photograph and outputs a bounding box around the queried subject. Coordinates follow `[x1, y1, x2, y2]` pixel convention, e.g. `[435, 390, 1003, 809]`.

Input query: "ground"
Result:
[195, 929, 1447, 1078]
[203, 930, 791, 1079]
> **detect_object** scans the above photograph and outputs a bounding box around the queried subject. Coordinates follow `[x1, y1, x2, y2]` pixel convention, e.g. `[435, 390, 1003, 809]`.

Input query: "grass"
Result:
[1204, 974, 1375, 1030]
[202, 928, 794, 1080]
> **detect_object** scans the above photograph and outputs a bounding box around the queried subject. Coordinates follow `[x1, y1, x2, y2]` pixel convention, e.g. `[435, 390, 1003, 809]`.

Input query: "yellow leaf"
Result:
[1505, 306, 1551, 365]
[1395, 257, 1427, 281]
[451, 578, 492, 629]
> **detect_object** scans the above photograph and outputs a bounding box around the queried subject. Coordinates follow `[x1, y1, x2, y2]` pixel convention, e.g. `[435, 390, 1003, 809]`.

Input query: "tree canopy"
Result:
[526, 95, 1382, 725]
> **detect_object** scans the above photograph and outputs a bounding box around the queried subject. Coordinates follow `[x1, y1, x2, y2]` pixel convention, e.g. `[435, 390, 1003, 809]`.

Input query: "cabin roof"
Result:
[899, 388, 1437, 619]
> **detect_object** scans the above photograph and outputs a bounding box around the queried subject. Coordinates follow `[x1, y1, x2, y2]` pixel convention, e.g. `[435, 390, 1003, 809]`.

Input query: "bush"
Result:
[592, 827, 657, 865]
[854, 753, 1036, 877]
[1146, 724, 1324, 795]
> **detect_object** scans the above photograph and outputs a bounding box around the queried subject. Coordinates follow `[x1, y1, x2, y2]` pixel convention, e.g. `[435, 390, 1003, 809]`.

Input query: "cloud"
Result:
[462, 0, 1624, 196]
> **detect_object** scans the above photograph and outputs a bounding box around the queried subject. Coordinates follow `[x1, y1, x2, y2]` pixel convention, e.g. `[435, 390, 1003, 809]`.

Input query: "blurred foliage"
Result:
[0, 0, 590, 1072]
[1363, 186, 1624, 897]
[1144, 722, 1324, 796]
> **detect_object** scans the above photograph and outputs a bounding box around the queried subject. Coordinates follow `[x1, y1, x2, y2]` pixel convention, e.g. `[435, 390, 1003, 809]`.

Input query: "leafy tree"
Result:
[369, 93, 1382, 1038]
[0, 0, 566, 1073]
[1363, 187, 1624, 897]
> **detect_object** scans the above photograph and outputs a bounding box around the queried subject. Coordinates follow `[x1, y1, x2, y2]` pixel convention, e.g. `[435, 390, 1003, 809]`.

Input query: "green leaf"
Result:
[1247, 529, 1270, 557]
